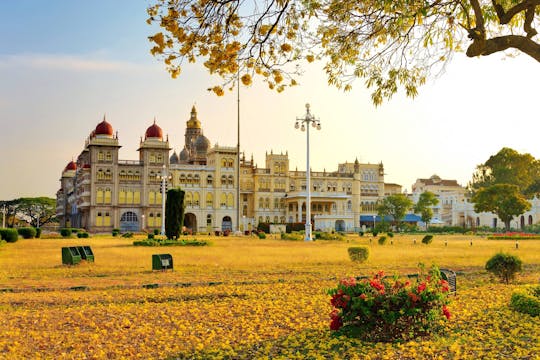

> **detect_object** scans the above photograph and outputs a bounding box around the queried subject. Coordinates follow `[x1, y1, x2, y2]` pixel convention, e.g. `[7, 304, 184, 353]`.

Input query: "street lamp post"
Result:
[157, 165, 172, 236]
[2, 204, 7, 228]
[295, 103, 321, 241]
[373, 215, 376, 231]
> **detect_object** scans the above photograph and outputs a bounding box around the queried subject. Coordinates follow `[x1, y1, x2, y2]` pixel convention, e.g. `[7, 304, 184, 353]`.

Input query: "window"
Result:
[96, 189, 104, 204]
[220, 193, 227, 207]
[148, 213, 155, 227]
[274, 198, 279, 209]
[156, 213, 162, 226]
[185, 192, 192, 207]
[207, 214, 212, 226]
[221, 175, 227, 186]
[194, 174, 200, 185]
[96, 212, 103, 226]
[221, 158, 227, 167]
[104, 189, 111, 204]
[258, 216, 263, 224]
[98, 151, 104, 161]
[207, 175, 213, 186]
[206, 193, 213, 208]
[264, 198, 270, 209]
[228, 175, 234, 186]
[106, 152, 112, 162]
[273, 216, 278, 223]
[126, 191, 133, 204]
[134, 191, 140, 204]
[347, 200, 352, 210]
[156, 191, 162, 204]
[227, 193, 234, 208]
[193, 192, 200, 207]
[148, 191, 155, 205]
[156, 153, 163, 163]
[104, 212, 111, 226]
[227, 158, 234, 167]
[119, 190, 126, 204]
[258, 197, 264, 209]
[149, 153, 156, 163]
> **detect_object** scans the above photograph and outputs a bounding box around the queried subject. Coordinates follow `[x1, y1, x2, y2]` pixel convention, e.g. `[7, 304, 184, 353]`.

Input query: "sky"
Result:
[1, 1, 539, 200]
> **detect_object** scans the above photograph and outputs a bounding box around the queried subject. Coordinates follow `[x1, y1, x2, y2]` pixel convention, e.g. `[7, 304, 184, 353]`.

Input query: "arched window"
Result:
[266, 216, 271, 223]
[258, 216, 264, 224]
[258, 197, 264, 209]
[104, 212, 111, 226]
[227, 158, 234, 167]
[156, 213, 162, 226]
[96, 189, 104, 204]
[180, 174, 187, 184]
[221, 175, 227, 186]
[193, 192, 200, 207]
[274, 198, 279, 209]
[194, 174, 200, 185]
[227, 193, 234, 208]
[264, 198, 270, 209]
[347, 200, 352, 210]
[149, 153, 156, 163]
[273, 216, 279, 223]
[221, 158, 227, 167]
[185, 192, 193, 207]
[148, 213, 155, 227]
[98, 151, 104, 161]
[220, 193, 227, 207]
[96, 212, 103, 226]
[207, 174, 213, 186]
[104, 188, 112, 204]
[228, 175, 234, 186]
[206, 193, 213, 208]
[106, 152, 112, 161]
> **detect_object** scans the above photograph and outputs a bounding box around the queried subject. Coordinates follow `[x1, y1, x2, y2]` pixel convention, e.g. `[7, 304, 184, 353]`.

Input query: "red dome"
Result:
[65, 161, 77, 171]
[95, 119, 113, 136]
[145, 121, 163, 139]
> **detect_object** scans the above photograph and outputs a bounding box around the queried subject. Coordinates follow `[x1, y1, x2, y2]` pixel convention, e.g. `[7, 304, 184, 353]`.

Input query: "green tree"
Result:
[472, 184, 531, 231]
[165, 188, 185, 240]
[377, 194, 413, 231]
[148, 0, 540, 105]
[414, 191, 439, 227]
[469, 147, 540, 196]
[16, 197, 57, 228]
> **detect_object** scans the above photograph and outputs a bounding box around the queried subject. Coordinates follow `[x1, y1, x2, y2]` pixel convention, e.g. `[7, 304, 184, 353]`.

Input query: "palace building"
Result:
[56, 107, 390, 233]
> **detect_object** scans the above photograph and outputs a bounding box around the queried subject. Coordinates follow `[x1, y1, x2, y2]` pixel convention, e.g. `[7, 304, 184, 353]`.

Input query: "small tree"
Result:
[414, 191, 439, 228]
[485, 252, 523, 284]
[165, 188, 185, 240]
[377, 194, 413, 231]
[348, 247, 369, 263]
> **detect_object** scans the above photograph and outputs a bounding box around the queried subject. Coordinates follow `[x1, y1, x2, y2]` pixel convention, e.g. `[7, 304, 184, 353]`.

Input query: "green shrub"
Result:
[77, 232, 89, 238]
[18, 227, 36, 239]
[510, 285, 540, 317]
[153, 229, 160, 235]
[257, 231, 266, 239]
[133, 239, 209, 247]
[112, 229, 120, 236]
[315, 232, 345, 240]
[148, 233, 155, 240]
[328, 267, 451, 342]
[35, 228, 42, 238]
[422, 235, 433, 244]
[372, 231, 378, 237]
[387, 232, 394, 238]
[378, 236, 387, 245]
[358, 231, 364, 236]
[347, 247, 369, 263]
[122, 232, 133, 238]
[280, 232, 303, 241]
[0, 228, 18, 243]
[486, 252, 522, 284]
[60, 228, 72, 238]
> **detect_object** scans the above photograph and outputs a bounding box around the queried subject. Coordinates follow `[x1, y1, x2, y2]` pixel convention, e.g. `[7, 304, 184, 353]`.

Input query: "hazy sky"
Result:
[1, 1, 539, 200]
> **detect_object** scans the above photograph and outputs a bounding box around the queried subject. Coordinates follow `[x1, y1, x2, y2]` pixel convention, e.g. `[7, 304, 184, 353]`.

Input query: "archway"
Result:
[184, 213, 197, 232]
[222, 216, 232, 231]
[520, 216, 525, 229]
[120, 211, 138, 232]
[335, 220, 346, 232]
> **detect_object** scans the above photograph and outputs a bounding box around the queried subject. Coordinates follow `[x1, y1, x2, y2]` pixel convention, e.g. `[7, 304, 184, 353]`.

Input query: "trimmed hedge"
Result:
[257, 232, 266, 239]
[348, 246, 370, 263]
[510, 285, 540, 317]
[378, 236, 387, 245]
[60, 228, 72, 237]
[422, 235, 434, 244]
[280, 232, 303, 241]
[77, 232, 89, 238]
[0, 228, 18, 242]
[18, 227, 36, 239]
[112, 229, 120, 236]
[314, 232, 345, 240]
[35, 227, 42, 238]
[133, 239, 209, 246]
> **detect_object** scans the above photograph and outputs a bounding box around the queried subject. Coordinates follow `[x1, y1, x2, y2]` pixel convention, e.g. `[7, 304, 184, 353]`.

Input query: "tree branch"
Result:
[466, 34, 540, 61]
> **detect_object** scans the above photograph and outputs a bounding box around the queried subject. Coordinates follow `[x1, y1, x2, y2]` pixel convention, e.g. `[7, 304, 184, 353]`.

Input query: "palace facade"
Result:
[56, 107, 390, 233]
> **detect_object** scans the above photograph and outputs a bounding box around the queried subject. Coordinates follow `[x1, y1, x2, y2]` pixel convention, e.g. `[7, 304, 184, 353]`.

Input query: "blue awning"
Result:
[360, 214, 421, 222]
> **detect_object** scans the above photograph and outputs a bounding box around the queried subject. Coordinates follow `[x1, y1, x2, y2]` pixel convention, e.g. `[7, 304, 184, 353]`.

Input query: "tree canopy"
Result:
[165, 188, 185, 239]
[1, 198, 56, 228]
[469, 147, 540, 196]
[414, 191, 440, 225]
[377, 194, 413, 230]
[148, 0, 540, 105]
[472, 184, 531, 230]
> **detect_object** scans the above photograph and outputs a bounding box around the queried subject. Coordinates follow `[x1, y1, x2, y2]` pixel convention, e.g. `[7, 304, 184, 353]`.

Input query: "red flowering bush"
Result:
[328, 267, 451, 342]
